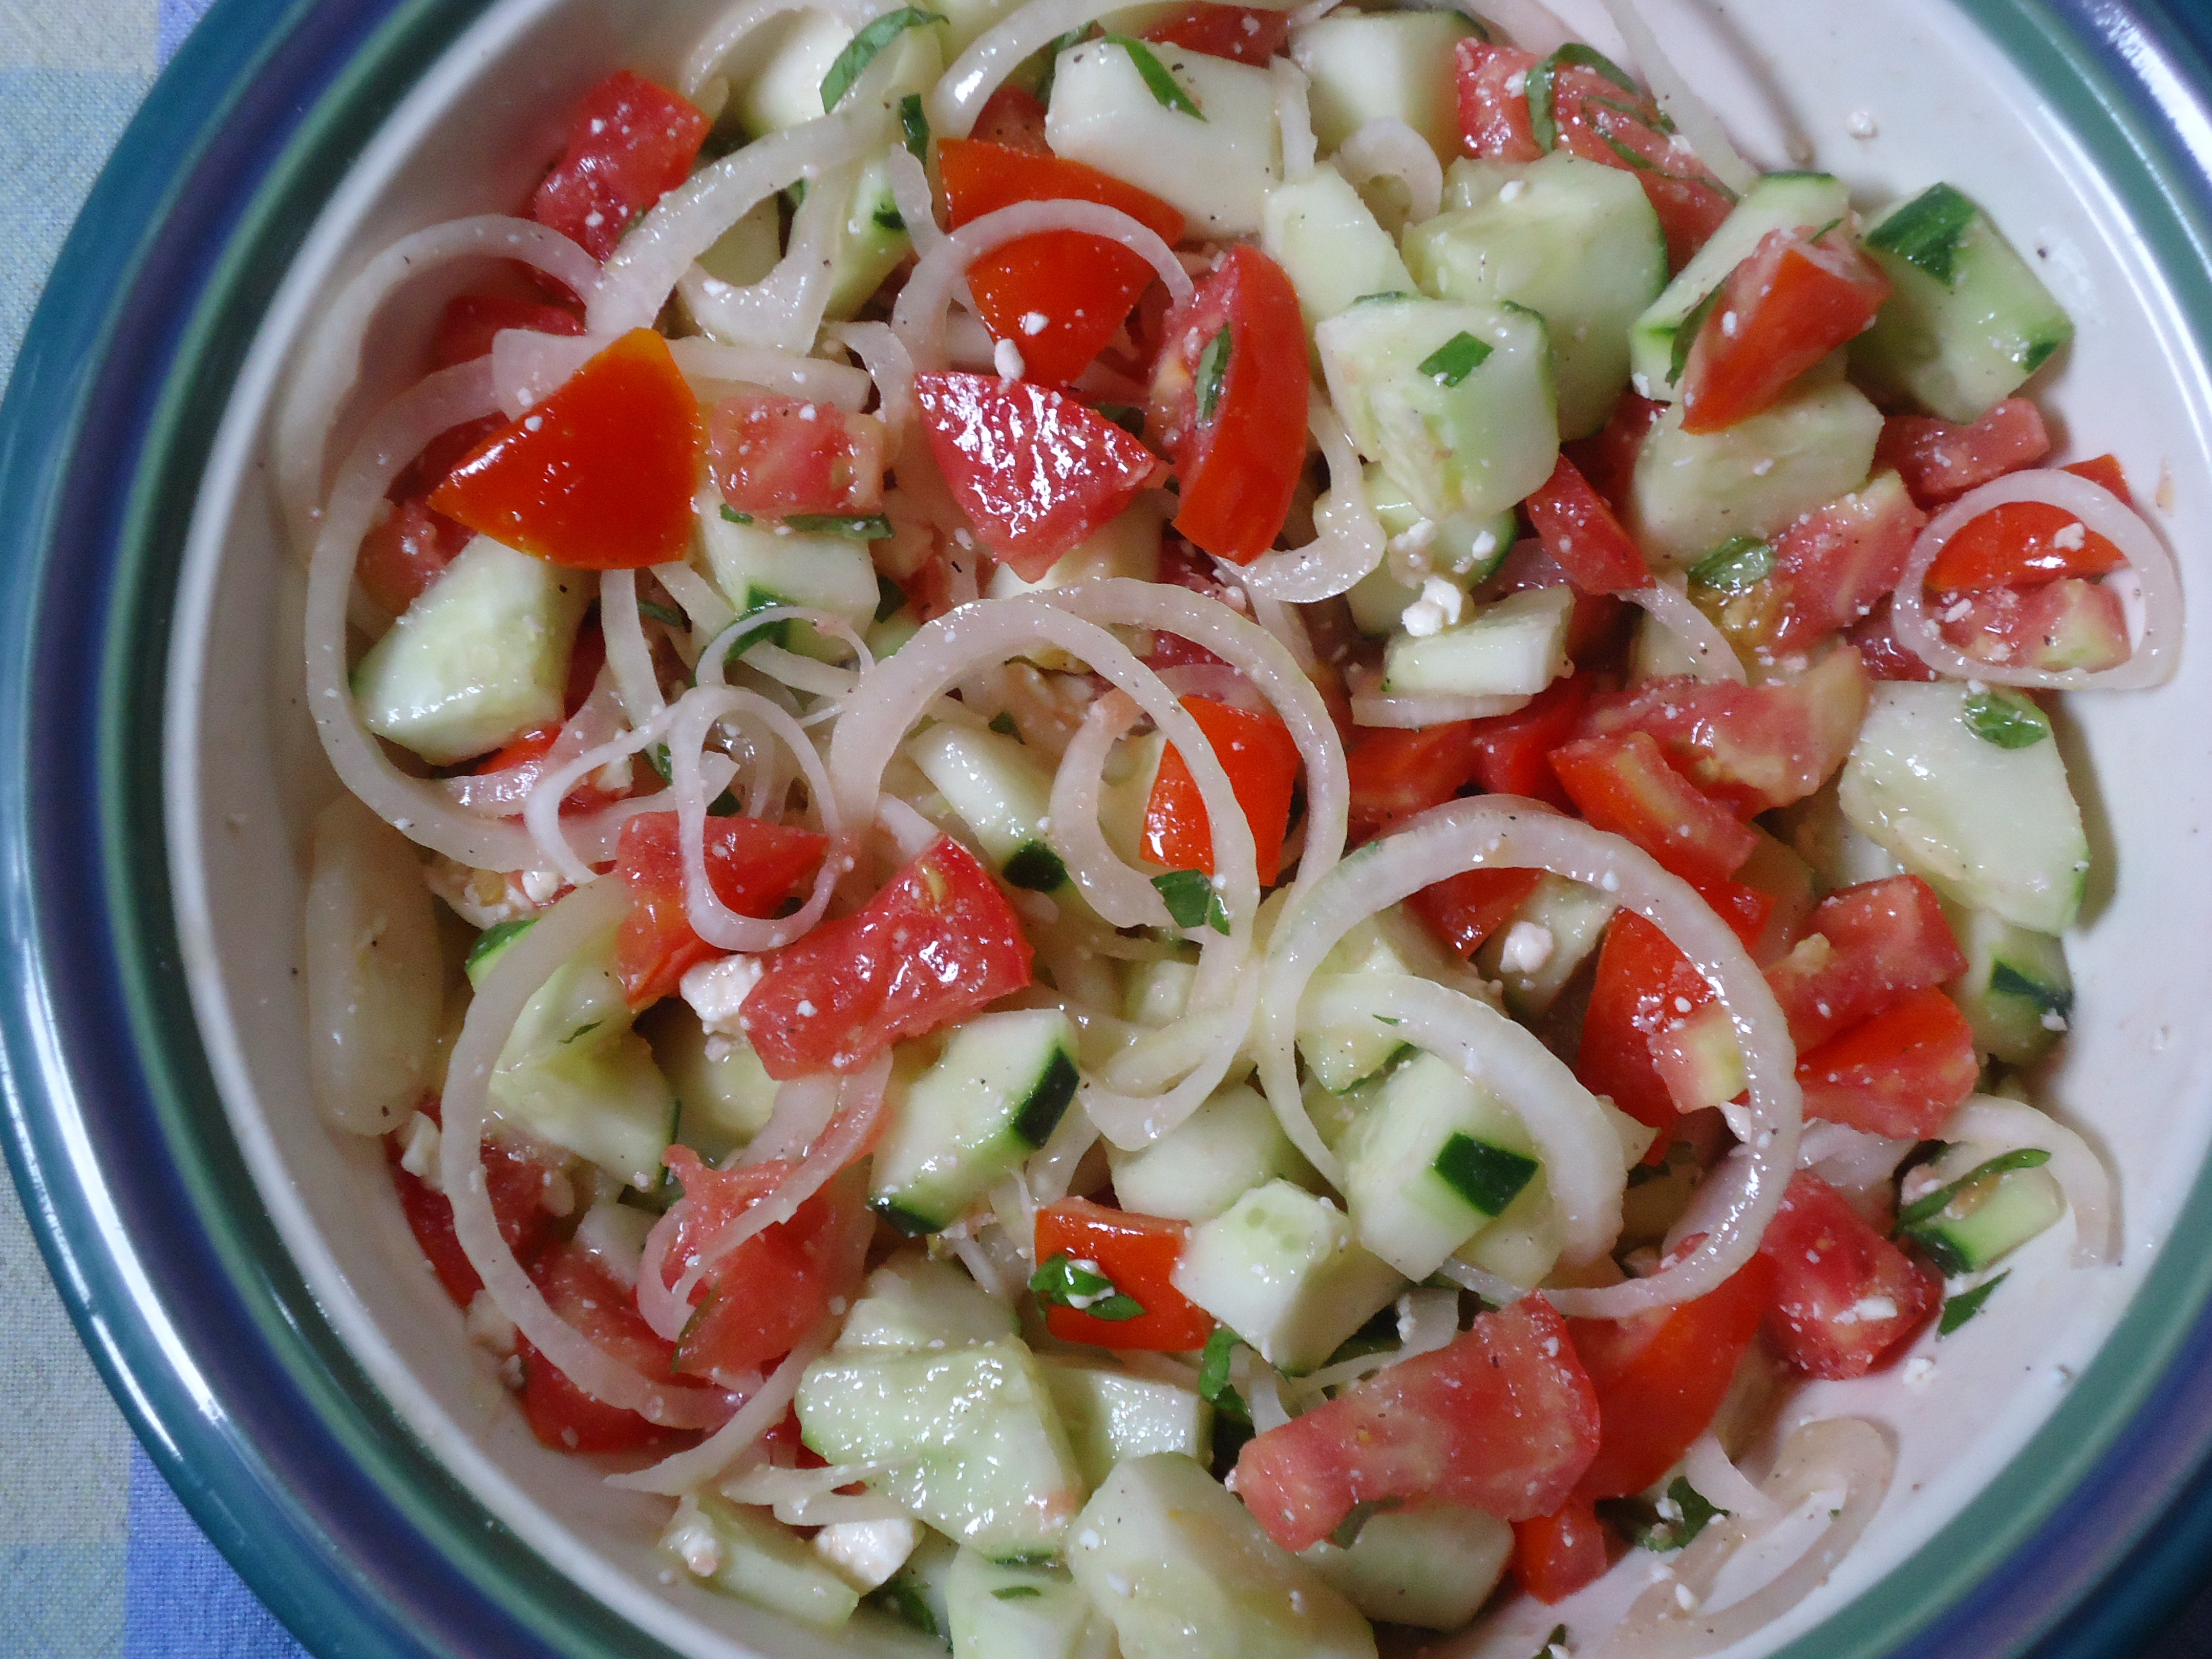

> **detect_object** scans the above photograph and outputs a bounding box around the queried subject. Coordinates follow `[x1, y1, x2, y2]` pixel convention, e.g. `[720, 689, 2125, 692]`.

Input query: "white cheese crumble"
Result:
[399, 1110, 441, 1190]
[680, 953, 764, 1038]
[2051, 520, 2088, 550]
[1019, 310, 1049, 336]
[666, 1508, 724, 1579]
[993, 337, 1027, 382]
[1399, 576, 1466, 638]
[1846, 110, 1879, 139]
[813, 1518, 922, 1591]
[1498, 921, 1556, 975]
[465, 1290, 518, 1357]
[1499, 178, 1527, 202]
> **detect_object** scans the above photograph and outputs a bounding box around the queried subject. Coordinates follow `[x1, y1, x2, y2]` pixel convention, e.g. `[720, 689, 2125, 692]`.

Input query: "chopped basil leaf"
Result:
[784, 512, 894, 540]
[1897, 1147, 2052, 1229]
[1866, 182, 1980, 288]
[719, 504, 753, 524]
[1093, 402, 1146, 439]
[1963, 689, 2052, 749]
[1670, 282, 1727, 386]
[1194, 326, 1231, 427]
[1939, 1270, 2011, 1336]
[1417, 330, 1493, 387]
[1198, 1327, 1250, 1421]
[636, 598, 688, 628]
[874, 203, 906, 232]
[991, 1586, 1045, 1600]
[1689, 535, 1776, 591]
[898, 91, 930, 160]
[1641, 1477, 1726, 1551]
[867, 1581, 941, 1637]
[1103, 34, 1203, 119]
[1526, 42, 1640, 152]
[1003, 841, 1068, 892]
[821, 7, 947, 111]
[1531, 1625, 1570, 1659]
[561, 1019, 603, 1045]
[876, 572, 907, 623]
[1153, 868, 1231, 935]
[988, 710, 1023, 740]
[1029, 1251, 1145, 1320]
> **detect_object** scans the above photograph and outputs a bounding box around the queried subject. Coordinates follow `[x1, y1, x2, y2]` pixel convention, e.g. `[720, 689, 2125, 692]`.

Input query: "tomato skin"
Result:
[1482, 543, 1636, 673]
[1346, 722, 1482, 842]
[521, 1242, 701, 1453]
[1758, 1172, 1940, 1379]
[1513, 1500, 1611, 1604]
[386, 1101, 570, 1307]
[1847, 596, 1940, 683]
[1143, 3, 1289, 63]
[914, 372, 1167, 581]
[741, 837, 1035, 1078]
[1463, 671, 1595, 809]
[1875, 399, 2051, 508]
[940, 140, 1186, 386]
[1924, 501, 2128, 594]
[358, 497, 471, 616]
[1411, 867, 1546, 960]
[1679, 229, 1892, 434]
[434, 292, 584, 370]
[1034, 1199, 1216, 1351]
[1937, 577, 2131, 674]
[707, 390, 888, 518]
[529, 71, 709, 263]
[471, 724, 629, 815]
[1764, 875, 1966, 1051]
[1753, 476, 1928, 654]
[1148, 245, 1310, 564]
[1141, 696, 1301, 886]
[2065, 453, 2133, 505]
[1797, 987, 1981, 1139]
[1575, 911, 1711, 1130]
[1524, 455, 1651, 593]
[611, 812, 830, 1007]
[1232, 1299, 1601, 1551]
[431, 329, 706, 569]
[1550, 731, 1759, 889]
[971, 84, 1050, 152]
[1563, 393, 1665, 512]
[1453, 39, 1541, 160]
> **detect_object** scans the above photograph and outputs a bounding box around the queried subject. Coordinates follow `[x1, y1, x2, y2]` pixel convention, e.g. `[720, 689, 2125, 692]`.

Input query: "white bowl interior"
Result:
[164, 0, 2212, 1654]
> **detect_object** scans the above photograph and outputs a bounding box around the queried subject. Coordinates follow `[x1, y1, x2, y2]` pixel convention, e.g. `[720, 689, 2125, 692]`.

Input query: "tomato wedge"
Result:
[707, 389, 888, 518]
[1346, 721, 1482, 841]
[1523, 454, 1651, 593]
[358, 497, 471, 615]
[1874, 399, 2051, 508]
[1463, 671, 1595, 809]
[1148, 245, 1309, 564]
[1679, 228, 1892, 434]
[1763, 875, 1966, 1051]
[1848, 596, 1940, 683]
[1513, 1500, 1610, 1605]
[434, 292, 584, 370]
[611, 812, 831, 1007]
[1575, 911, 1711, 1130]
[1142, 3, 1289, 63]
[387, 1102, 568, 1307]
[2065, 453, 2133, 505]
[521, 1241, 708, 1453]
[1937, 577, 2131, 673]
[1758, 1173, 1939, 1378]
[1141, 695, 1302, 886]
[1796, 987, 1981, 1139]
[529, 71, 709, 263]
[971, 83, 1051, 152]
[1034, 1199, 1216, 1351]
[1550, 730, 1759, 888]
[1716, 473, 1926, 655]
[1562, 391, 1665, 510]
[431, 328, 705, 569]
[1411, 867, 1546, 961]
[1923, 501, 2128, 593]
[914, 372, 1167, 581]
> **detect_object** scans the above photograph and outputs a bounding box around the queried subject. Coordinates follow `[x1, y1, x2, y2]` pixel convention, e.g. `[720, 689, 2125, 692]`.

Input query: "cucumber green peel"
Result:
[1689, 535, 1776, 591]
[1897, 1147, 2052, 1228]
[1939, 1270, 2010, 1335]
[1867, 182, 1980, 287]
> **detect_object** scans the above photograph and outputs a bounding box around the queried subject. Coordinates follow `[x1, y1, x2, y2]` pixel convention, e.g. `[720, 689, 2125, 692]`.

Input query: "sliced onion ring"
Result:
[606, 1322, 836, 1496]
[1335, 117, 1443, 224]
[1941, 1094, 2117, 1266]
[1627, 576, 1748, 684]
[1238, 392, 1386, 602]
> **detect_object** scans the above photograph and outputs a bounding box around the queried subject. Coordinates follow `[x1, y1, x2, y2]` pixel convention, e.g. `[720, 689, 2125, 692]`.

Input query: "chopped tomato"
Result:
[971, 83, 1051, 152]
[1563, 392, 1664, 510]
[1141, 695, 1301, 885]
[1691, 875, 1778, 955]
[1938, 577, 2131, 674]
[1847, 596, 1939, 683]
[1463, 671, 1595, 809]
[1482, 542, 1637, 669]
[660, 1154, 875, 1386]
[1758, 1172, 1940, 1378]
[1764, 875, 1966, 1051]
[1797, 987, 1980, 1139]
[1412, 867, 1545, 960]
[520, 1241, 703, 1453]
[1346, 721, 1482, 842]
[358, 497, 471, 615]
[529, 71, 709, 263]
[392, 413, 506, 503]
[1034, 1199, 1215, 1351]
[386, 1102, 569, 1307]
[431, 328, 705, 569]
[1680, 229, 1891, 434]
[1924, 501, 2127, 594]
[1148, 245, 1309, 564]
[914, 372, 1166, 581]
[1513, 1499, 1610, 1605]
[433, 292, 584, 370]
[1145, 534, 1237, 671]
[1454, 38, 1542, 160]
[470, 724, 628, 814]
[1575, 911, 1710, 1130]
[1725, 474, 1926, 654]
[1233, 1299, 1601, 1551]
[611, 812, 830, 1007]
[1550, 731, 1758, 888]
[741, 836, 1034, 1077]
[1874, 399, 2051, 508]
[939, 140, 1187, 385]
[1523, 455, 1651, 593]
[2065, 453, 2133, 506]
[707, 390, 888, 518]
[1143, 3, 1289, 63]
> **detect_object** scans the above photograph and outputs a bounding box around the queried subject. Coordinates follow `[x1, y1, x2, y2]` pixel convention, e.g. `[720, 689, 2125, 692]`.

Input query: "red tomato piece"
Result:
[1411, 867, 1546, 961]
[1937, 577, 2131, 674]
[1847, 595, 1939, 683]
[1924, 501, 2128, 593]
[529, 71, 709, 263]
[2064, 453, 2133, 506]
[386, 1102, 570, 1307]
[1143, 3, 1289, 63]
[1346, 721, 1482, 842]
[431, 328, 705, 569]
[1463, 671, 1595, 809]
[471, 724, 629, 814]
[358, 497, 471, 616]
[521, 1241, 701, 1453]
[1758, 1172, 1940, 1378]
[1691, 875, 1778, 956]
[433, 292, 584, 370]
[1751, 475, 1928, 654]
[1514, 1499, 1611, 1605]
[1575, 911, 1711, 1130]
[1551, 730, 1759, 888]
[1233, 1299, 1602, 1551]
[1563, 392, 1665, 511]
[1454, 39, 1542, 161]
[1481, 541, 1637, 670]
[1524, 454, 1652, 593]
[1796, 987, 1981, 1139]
[1680, 229, 1892, 434]
[1763, 875, 1966, 1051]
[392, 413, 507, 504]
[1140, 695, 1301, 886]
[914, 372, 1167, 581]
[939, 140, 1187, 386]
[971, 83, 1050, 152]
[740, 836, 1034, 1077]
[1148, 245, 1309, 564]
[1034, 1198, 1215, 1351]
[707, 389, 888, 519]
[1874, 399, 2051, 509]
[611, 812, 831, 1007]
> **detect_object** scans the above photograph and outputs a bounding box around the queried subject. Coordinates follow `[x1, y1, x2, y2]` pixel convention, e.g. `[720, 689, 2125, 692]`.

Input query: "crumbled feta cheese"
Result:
[1846, 110, 1879, 139]
[813, 1517, 922, 1591]
[399, 1111, 441, 1190]
[1752, 457, 1776, 477]
[1903, 1355, 1937, 1388]
[993, 337, 1027, 382]
[520, 866, 563, 904]
[2051, 521, 2087, 550]
[1721, 310, 1740, 339]
[1399, 576, 1465, 639]
[680, 953, 765, 1037]
[2041, 1008, 2069, 1032]
[1020, 310, 1049, 336]
[1499, 178, 1527, 202]
[465, 1290, 518, 1357]
[1498, 921, 1556, 975]
[665, 1507, 724, 1579]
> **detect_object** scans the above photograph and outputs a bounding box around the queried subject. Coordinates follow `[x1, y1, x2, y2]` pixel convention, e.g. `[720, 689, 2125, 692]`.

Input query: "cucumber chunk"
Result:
[354, 537, 589, 765]
[1899, 1142, 2067, 1274]
[822, 150, 918, 323]
[797, 1339, 1087, 1560]
[1838, 682, 2089, 934]
[1854, 183, 2074, 422]
[1380, 585, 1571, 697]
[986, 498, 1167, 673]
[1473, 873, 1616, 1019]
[1069, 1454, 1376, 1659]
[1039, 1357, 1212, 1488]
[1122, 954, 1198, 1029]
[948, 1549, 1115, 1659]
[728, 8, 940, 138]
[640, 1001, 780, 1164]
[837, 1254, 1020, 1353]
[1453, 1163, 1565, 1288]
[1106, 1083, 1316, 1221]
[1773, 781, 1908, 893]
[1943, 904, 2073, 1065]
[907, 723, 1069, 894]
[1344, 465, 1515, 636]
[1406, 153, 1666, 438]
[872, 1009, 1083, 1233]
[870, 1529, 960, 1646]
[1300, 1504, 1513, 1630]
[700, 509, 879, 662]
[1299, 909, 1443, 1092]
[1289, 10, 1474, 161]
[1316, 294, 1559, 523]
[1171, 1180, 1405, 1373]
[662, 1493, 860, 1630]
[1263, 164, 1416, 341]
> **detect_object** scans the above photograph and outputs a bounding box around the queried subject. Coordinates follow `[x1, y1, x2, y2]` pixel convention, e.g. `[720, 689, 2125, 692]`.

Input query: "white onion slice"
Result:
[1941, 1095, 2117, 1266]
[1283, 0, 1343, 24]
[1435, 1254, 1533, 1307]
[1684, 1429, 1780, 1530]
[1347, 664, 1532, 728]
[685, 157, 855, 354]
[443, 667, 626, 816]
[1237, 393, 1385, 602]
[1273, 57, 1317, 182]
[1028, 1108, 1103, 1205]
[1472, 0, 1577, 53]
[718, 1458, 886, 1506]
[607, 1325, 835, 1496]
[679, 0, 886, 98]
[1892, 470, 2180, 689]
[1335, 118, 1443, 224]
[741, 1073, 845, 1168]
[670, 336, 874, 410]
[884, 145, 944, 257]
[1597, 0, 1759, 195]
[491, 328, 599, 417]
[695, 608, 874, 691]
[830, 320, 920, 434]
[1628, 577, 1747, 685]
[655, 558, 739, 645]
[601, 569, 666, 725]
[1050, 691, 1171, 929]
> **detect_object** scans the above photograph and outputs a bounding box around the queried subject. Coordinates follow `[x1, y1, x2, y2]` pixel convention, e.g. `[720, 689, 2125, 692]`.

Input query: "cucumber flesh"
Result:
[729, 9, 939, 138]
[1263, 164, 1415, 342]
[1380, 585, 1571, 697]
[907, 723, 1069, 894]
[1106, 1082, 1316, 1221]
[1473, 872, 1617, 1020]
[1300, 904, 1461, 1091]
[699, 510, 879, 662]
[1300, 1504, 1513, 1631]
[639, 1000, 780, 1164]
[1942, 903, 2073, 1066]
[1289, 11, 1473, 161]
[663, 1493, 860, 1630]
[948, 1549, 1114, 1659]
[1900, 1142, 2068, 1274]
[836, 1253, 1020, 1353]
[1344, 464, 1515, 636]
[822, 150, 918, 323]
[1038, 1356, 1213, 1488]
[869, 1530, 960, 1647]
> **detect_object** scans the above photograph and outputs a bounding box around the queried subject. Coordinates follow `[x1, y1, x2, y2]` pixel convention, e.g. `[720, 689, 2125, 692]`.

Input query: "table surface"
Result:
[9, 1, 2212, 1657]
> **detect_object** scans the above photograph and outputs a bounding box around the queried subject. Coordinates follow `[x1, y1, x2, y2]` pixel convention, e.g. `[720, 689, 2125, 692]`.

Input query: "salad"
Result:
[286, 0, 2180, 1652]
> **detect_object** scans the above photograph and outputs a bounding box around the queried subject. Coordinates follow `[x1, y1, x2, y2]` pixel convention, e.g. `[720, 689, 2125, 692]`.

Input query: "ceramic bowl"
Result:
[7, 0, 2212, 1654]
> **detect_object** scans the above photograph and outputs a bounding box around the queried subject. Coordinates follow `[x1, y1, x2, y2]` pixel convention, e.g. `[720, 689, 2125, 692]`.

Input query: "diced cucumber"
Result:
[1650, 998, 1744, 1114]
[870, 1529, 960, 1646]
[1625, 378, 1883, 568]
[1171, 1180, 1404, 1372]
[663, 1493, 860, 1630]
[698, 197, 782, 287]
[1339, 1050, 1544, 1280]
[640, 1001, 780, 1164]
[1899, 1142, 2067, 1274]
[1039, 1357, 1212, 1488]
[1300, 1504, 1513, 1631]
[1298, 904, 1463, 1090]
[572, 1198, 653, 1288]
[1316, 294, 1558, 522]
[1452, 1164, 1564, 1288]
[817, 1517, 926, 1593]
[1046, 39, 1281, 236]
[1303, 1072, 1375, 1154]
[1380, 585, 1571, 697]
[823, 151, 916, 323]
[1262, 164, 1415, 342]
[1853, 183, 2074, 422]
[1773, 781, 1907, 892]
[1344, 464, 1515, 636]
[869, 604, 925, 660]
[797, 1339, 1087, 1560]
[699, 511, 879, 663]
[1943, 903, 2073, 1065]
[1837, 682, 2088, 933]
[354, 537, 589, 765]
[1105, 1083, 1315, 1221]
[906, 724, 1068, 894]
[1069, 1454, 1375, 1659]
[837, 1254, 1020, 1353]
[490, 923, 675, 1188]
[1474, 873, 1616, 1020]
[728, 8, 940, 138]
[948, 1550, 1114, 1659]
[1404, 151, 1666, 438]
[873, 1010, 1082, 1233]
[1628, 172, 1853, 400]
[1289, 10, 1473, 161]
[986, 497, 1167, 670]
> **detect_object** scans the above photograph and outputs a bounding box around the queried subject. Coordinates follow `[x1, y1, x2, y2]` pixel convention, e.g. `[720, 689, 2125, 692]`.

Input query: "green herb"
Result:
[988, 710, 1023, 740]
[784, 512, 894, 540]
[1198, 1327, 1250, 1421]
[785, 179, 806, 209]
[1866, 182, 1980, 288]
[1194, 326, 1231, 426]
[866, 1581, 941, 1637]
[1029, 1252, 1145, 1321]
[1531, 1625, 1569, 1659]
[463, 917, 537, 985]
[1642, 1477, 1726, 1551]
[1003, 841, 1069, 892]
[648, 741, 673, 782]
[719, 504, 753, 524]
[898, 91, 930, 160]
[1939, 1270, 2011, 1335]
[821, 7, 947, 111]
[1626, 1161, 1667, 1188]
[1811, 216, 1846, 243]
[1349, 290, 1414, 306]
[1670, 282, 1727, 386]
[636, 599, 688, 628]
[1991, 962, 2072, 1019]
[1153, 868, 1230, 935]
[1093, 402, 1146, 439]
[1963, 689, 2052, 749]
[1417, 330, 1493, 387]
[874, 203, 906, 231]
[1689, 535, 1776, 591]
[991, 1585, 1045, 1600]
[1103, 34, 1203, 118]
[876, 572, 907, 623]
[561, 1019, 603, 1045]
[1527, 43, 1639, 151]
[1434, 1133, 1539, 1217]
[706, 787, 742, 817]
[1897, 1148, 2052, 1229]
